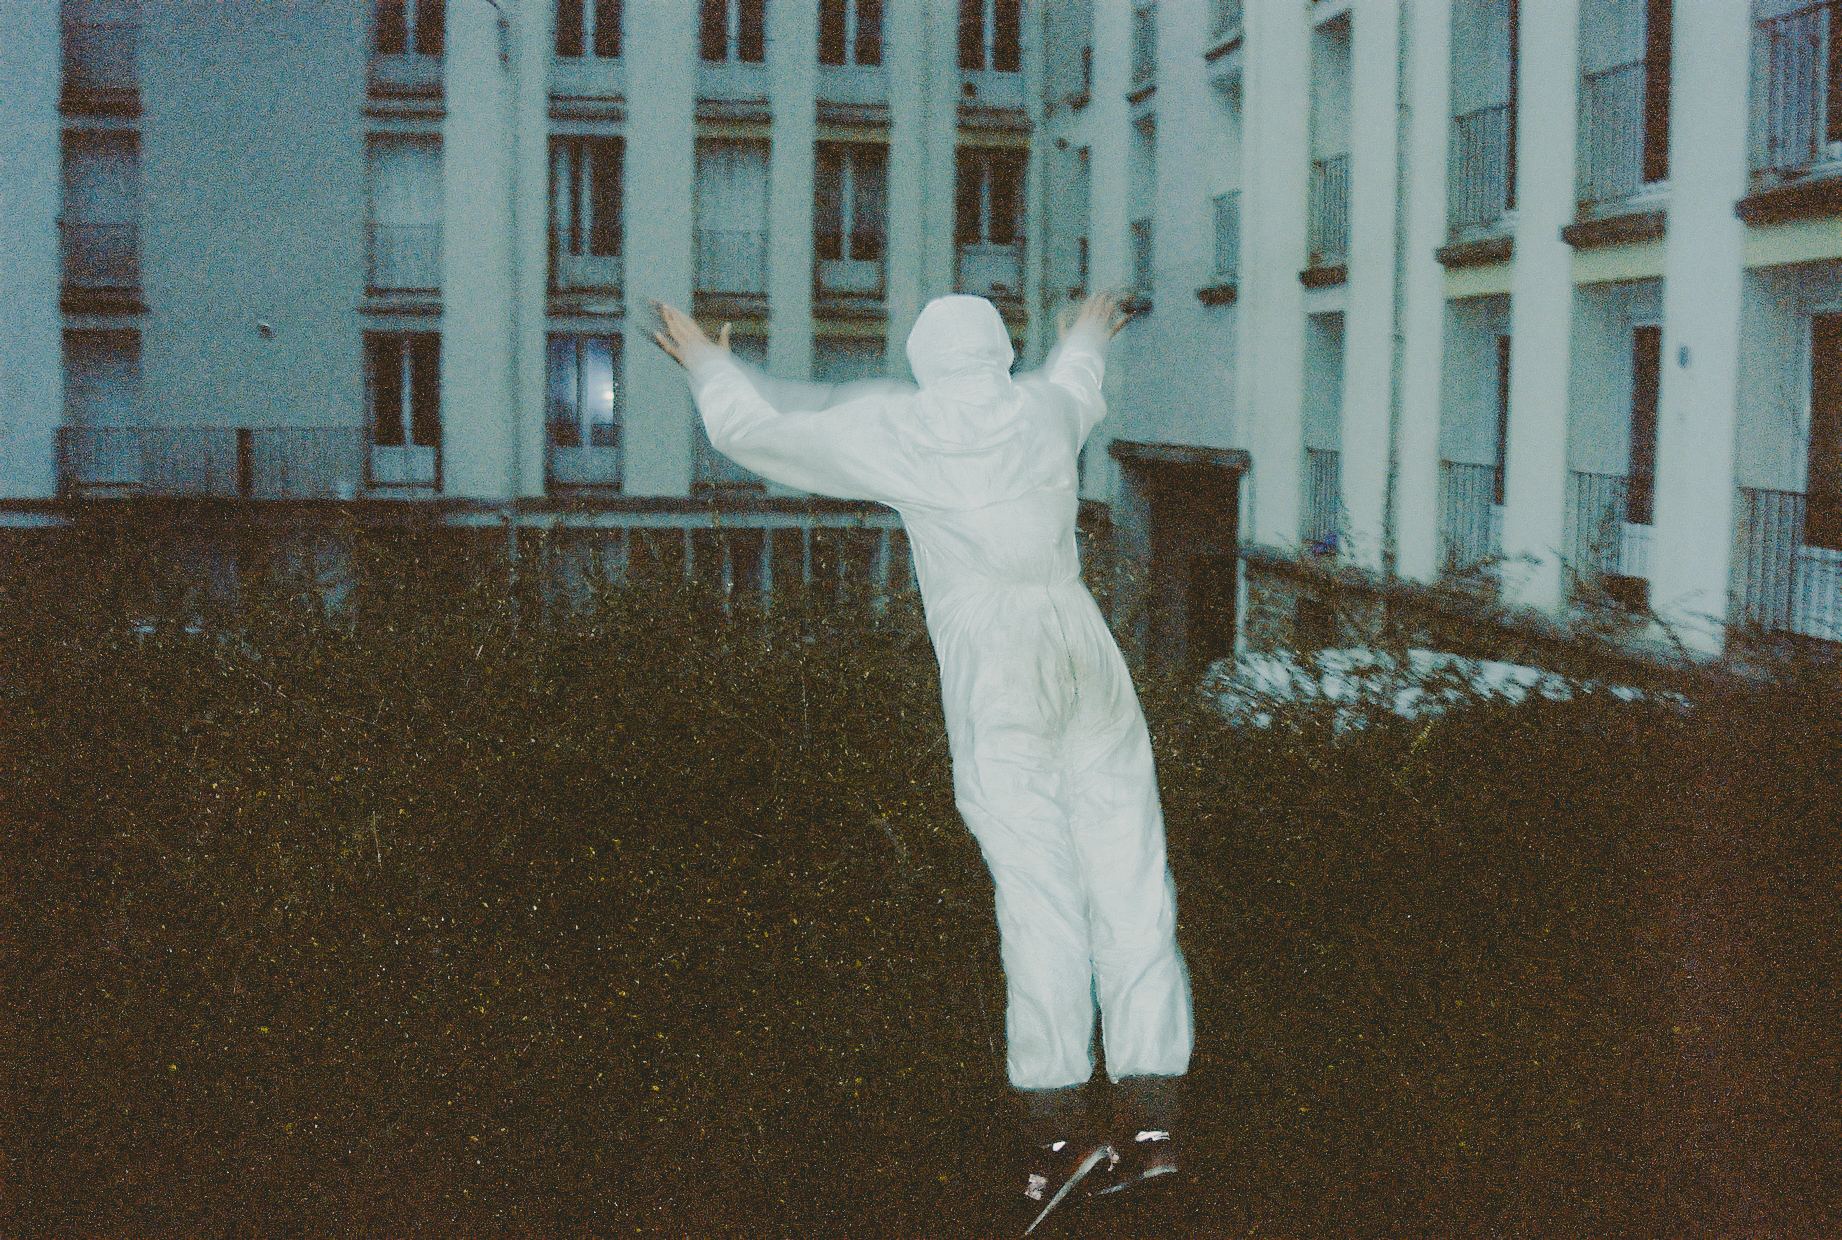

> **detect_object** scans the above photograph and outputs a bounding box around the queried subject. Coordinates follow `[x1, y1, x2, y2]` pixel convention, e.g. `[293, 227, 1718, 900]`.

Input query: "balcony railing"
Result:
[1211, 191, 1241, 283]
[554, 246, 624, 292]
[1564, 470, 1651, 587]
[1438, 461, 1504, 571]
[696, 229, 767, 295]
[367, 223, 441, 292]
[57, 427, 371, 499]
[60, 222, 138, 290]
[1209, 0, 1244, 41]
[1735, 485, 1842, 641]
[62, 20, 136, 93]
[814, 233, 885, 297]
[1308, 154, 1350, 267]
[1304, 447, 1341, 555]
[955, 242, 1022, 299]
[1449, 102, 1515, 235]
[1578, 60, 1647, 211]
[1131, 5, 1157, 91]
[1750, 0, 1840, 182]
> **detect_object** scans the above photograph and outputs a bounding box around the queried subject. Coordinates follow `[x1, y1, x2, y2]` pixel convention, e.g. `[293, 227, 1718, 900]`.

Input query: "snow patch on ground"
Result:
[1203, 647, 1679, 733]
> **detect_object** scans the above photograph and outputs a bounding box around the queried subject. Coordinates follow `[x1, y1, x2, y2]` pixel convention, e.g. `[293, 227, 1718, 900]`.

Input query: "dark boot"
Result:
[1090, 1074, 1184, 1198]
[1012, 1086, 1117, 1230]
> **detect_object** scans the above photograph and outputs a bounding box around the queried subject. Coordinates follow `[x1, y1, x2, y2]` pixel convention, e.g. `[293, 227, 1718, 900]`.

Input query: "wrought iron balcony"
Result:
[1438, 461, 1504, 572]
[1304, 447, 1341, 556]
[1308, 154, 1350, 268]
[1211, 191, 1241, 284]
[1449, 103, 1515, 236]
[1564, 469, 1650, 588]
[1577, 60, 1648, 211]
[1737, 485, 1842, 642]
[58, 427, 371, 499]
[1749, 0, 1840, 185]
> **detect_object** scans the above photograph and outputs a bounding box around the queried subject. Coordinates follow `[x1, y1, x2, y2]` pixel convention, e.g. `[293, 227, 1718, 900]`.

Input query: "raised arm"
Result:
[1039, 292, 1128, 443]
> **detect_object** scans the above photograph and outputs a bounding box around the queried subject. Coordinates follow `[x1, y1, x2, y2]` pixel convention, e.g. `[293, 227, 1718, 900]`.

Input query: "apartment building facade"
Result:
[4, 0, 1840, 663]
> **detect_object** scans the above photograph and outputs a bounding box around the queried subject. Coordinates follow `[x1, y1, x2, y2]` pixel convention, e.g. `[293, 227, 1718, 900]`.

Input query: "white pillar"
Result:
[884, 0, 933, 363]
[621, 1, 698, 497]
[1500, 0, 1577, 609]
[441, 0, 518, 497]
[1237, 0, 1311, 547]
[1338, 0, 1400, 571]
[923, 0, 964, 301]
[511, 0, 553, 499]
[1394, 0, 1452, 582]
[767, 0, 817, 382]
[0, 0, 63, 499]
[1650, 1, 1750, 653]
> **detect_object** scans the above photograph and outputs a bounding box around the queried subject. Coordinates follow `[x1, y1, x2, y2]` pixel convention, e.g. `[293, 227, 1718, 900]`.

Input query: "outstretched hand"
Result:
[651, 301, 731, 370]
[1056, 291, 1131, 342]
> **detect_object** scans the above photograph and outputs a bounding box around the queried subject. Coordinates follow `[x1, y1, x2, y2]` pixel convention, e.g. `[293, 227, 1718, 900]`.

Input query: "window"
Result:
[955, 149, 1023, 247]
[547, 335, 623, 489]
[696, 142, 771, 294]
[959, 0, 1020, 71]
[1627, 325, 1659, 526]
[556, 0, 620, 58]
[1806, 315, 1841, 550]
[375, 0, 444, 56]
[1131, 3, 1157, 90]
[60, 131, 139, 293]
[814, 143, 887, 263]
[701, 0, 765, 62]
[63, 330, 142, 427]
[366, 333, 441, 487]
[551, 137, 623, 289]
[819, 0, 882, 66]
[62, 0, 138, 96]
[367, 137, 443, 292]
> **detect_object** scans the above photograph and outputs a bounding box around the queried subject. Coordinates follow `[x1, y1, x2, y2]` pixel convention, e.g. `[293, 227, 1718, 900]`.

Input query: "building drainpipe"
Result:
[1383, 0, 1411, 580]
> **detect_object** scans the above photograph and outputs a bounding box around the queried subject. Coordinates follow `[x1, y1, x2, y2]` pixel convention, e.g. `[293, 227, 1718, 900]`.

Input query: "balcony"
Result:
[1741, 1, 1842, 222]
[955, 242, 1022, 300]
[1577, 60, 1651, 214]
[554, 239, 624, 293]
[1304, 447, 1341, 556]
[1208, 0, 1244, 45]
[58, 427, 371, 499]
[695, 229, 768, 296]
[1438, 461, 1504, 573]
[61, 18, 137, 112]
[1449, 103, 1515, 238]
[1196, 192, 1240, 305]
[1129, 4, 1157, 100]
[60, 221, 138, 292]
[367, 224, 441, 294]
[1127, 218, 1154, 309]
[814, 233, 885, 300]
[1306, 154, 1350, 275]
[1736, 486, 1842, 642]
[1564, 469, 1651, 604]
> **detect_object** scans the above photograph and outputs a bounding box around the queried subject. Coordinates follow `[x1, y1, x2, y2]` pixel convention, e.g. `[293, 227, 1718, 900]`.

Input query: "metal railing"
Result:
[1449, 103, 1514, 234]
[1308, 154, 1350, 267]
[1209, 0, 1244, 40]
[1304, 447, 1341, 555]
[1131, 4, 1157, 89]
[1564, 469, 1651, 588]
[59, 222, 138, 290]
[62, 20, 135, 92]
[1211, 191, 1240, 283]
[955, 242, 1022, 299]
[695, 228, 768, 295]
[1735, 485, 1842, 641]
[367, 223, 441, 292]
[1438, 461, 1503, 571]
[1578, 60, 1647, 210]
[1130, 218, 1154, 293]
[58, 427, 371, 499]
[1750, 0, 1839, 180]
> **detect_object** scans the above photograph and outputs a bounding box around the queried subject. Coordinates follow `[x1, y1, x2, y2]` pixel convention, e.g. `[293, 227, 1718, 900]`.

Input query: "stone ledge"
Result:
[1299, 264, 1347, 288]
[1735, 174, 1842, 227]
[1560, 210, 1665, 250]
[1108, 440, 1251, 473]
[1435, 235, 1513, 269]
[1195, 282, 1238, 306]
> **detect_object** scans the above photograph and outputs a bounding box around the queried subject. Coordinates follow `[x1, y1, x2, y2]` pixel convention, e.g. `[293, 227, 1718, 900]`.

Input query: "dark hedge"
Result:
[1, 527, 1837, 1239]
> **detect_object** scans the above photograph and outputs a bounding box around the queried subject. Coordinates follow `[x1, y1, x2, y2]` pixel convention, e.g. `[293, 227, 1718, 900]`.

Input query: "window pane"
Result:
[813, 145, 843, 259]
[954, 152, 982, 244]
[738, 0, 765, 61]
[582, 336, 620, 444]
[993, 0, 1020, 70]
[589, 140, 622, 255]
[989, 153, 1020, 245]
[375, 0, 408, 54]
[415, 0, 444, 56]
[958, 0, 982, 69]
[547, 336, 580, 446]
[819, 0, 846, 65]
[594, 0, 621, 56]
[851, 147, 886, 259]
[556, 0, 585, 56]
[369, 336, 405, 445]
[409, 333, 441, 447]
[700, 0, 727, 60]
[855, 0, 883, 64]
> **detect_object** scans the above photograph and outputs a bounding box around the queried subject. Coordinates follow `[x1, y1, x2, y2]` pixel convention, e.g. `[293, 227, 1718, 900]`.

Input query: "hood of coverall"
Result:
[904, 296, 1025, 452]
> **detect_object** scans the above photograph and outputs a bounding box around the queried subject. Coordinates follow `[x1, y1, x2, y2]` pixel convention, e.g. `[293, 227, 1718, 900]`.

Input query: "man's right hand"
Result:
[651, 301, 732, 370]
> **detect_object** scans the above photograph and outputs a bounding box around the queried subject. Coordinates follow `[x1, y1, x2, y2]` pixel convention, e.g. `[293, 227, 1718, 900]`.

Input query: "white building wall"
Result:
[0, 0, 63, 500]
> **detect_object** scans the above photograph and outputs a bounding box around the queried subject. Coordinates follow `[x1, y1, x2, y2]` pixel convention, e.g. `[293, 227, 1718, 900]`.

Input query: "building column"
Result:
[767, 0, 817, 385]
[1393, 0, 1452, 582]
[885, 0, 934, 362]
[922, 0, 964, 303]
[442, 0, 518, 497]
[1500, 0, 1577, 609]
[0, 0, 62, 500]
[1338, 0, 1400, 571]
[1236, 0, 1311, 547]
[621, 1, 698, 497]
[511, 0, 553, 499]
[1650, 1, 1750, 654]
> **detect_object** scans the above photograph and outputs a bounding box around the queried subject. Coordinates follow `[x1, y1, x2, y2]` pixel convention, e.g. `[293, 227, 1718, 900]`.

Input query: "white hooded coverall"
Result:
[687, 296, 1193, 1091]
